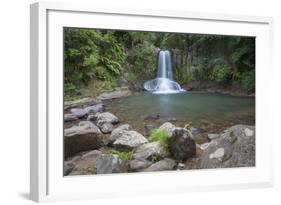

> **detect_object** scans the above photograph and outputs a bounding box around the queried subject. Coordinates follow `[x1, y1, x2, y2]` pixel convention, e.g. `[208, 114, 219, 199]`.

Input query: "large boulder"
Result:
[96, 112, 119, 125]
[133, 141, 169, 161]
[143, 159, 176, 172]
[200, 125, 255, 169]
[113, 130, 148, 151]
[109, 124, 132, 144]
[64, 121, 103, 157]
[95, 154, 128, 174]
[168, 128, 196, 161]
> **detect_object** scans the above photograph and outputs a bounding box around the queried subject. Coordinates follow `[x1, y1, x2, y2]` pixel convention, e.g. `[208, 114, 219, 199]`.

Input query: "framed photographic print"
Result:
[30, 2, 274, 202]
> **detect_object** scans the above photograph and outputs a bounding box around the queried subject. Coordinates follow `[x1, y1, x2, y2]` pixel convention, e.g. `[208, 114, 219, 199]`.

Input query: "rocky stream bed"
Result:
[63, 90, 255, 176]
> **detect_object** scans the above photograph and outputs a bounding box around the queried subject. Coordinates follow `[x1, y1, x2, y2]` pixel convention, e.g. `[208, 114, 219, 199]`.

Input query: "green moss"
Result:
[149, 128, 169, 148]
[89, 167, 97, 175]
[110, 150, 133, 162]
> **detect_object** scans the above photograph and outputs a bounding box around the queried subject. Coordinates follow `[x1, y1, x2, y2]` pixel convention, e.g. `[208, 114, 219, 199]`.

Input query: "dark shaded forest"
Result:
[64, 27, 255, 100]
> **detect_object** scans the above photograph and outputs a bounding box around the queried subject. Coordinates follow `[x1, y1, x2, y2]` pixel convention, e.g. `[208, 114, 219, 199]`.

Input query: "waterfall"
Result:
[144, 50, 185, 94]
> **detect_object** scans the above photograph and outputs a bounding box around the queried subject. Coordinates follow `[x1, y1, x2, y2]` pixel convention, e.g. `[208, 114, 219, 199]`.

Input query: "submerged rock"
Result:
[190, 127, 206, 135]
[200, 125, 255, 169]
[113, 130, 148, 151]
[133, 141, 169, 161]
[143, 159, 176, 172]
[144, 114, 160, 121]
[168, 128, 196, 161]
[95, 154, 128, 174]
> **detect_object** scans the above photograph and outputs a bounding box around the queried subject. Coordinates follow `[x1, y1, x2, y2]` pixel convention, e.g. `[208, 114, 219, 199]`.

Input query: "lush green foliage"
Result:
[149, 128, 169, 148]
[64, 28, 255, 99]
[240, 70, 255, 93]
[64, 28, 125, 99]
[110, 150, 133, 162]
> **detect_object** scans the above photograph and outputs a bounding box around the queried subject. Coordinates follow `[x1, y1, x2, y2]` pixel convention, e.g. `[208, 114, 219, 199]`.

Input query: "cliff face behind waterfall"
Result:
[64, 28, 255, 100]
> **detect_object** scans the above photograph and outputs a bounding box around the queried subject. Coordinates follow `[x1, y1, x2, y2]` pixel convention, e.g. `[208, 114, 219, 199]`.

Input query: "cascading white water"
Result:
[144, 50, 185, 94]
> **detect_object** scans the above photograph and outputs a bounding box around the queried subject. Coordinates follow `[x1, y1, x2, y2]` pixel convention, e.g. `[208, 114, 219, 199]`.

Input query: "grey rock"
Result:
[159, 122, 176, 137]
[113, 130, 148, 151]
[63, 162, 75, 176]
[244, 128, 254, 137]
[109, 124, 132, 143]
[66, 155, 82, 165]
[65, 104, 103, 121]
[209, 148, 225, 160]
[96, 112, 119, 125]
[65, 121, 101, 136]
[83, 104, 103, 114]
[99, 122, 114, 134]
[64, 121, 103, 157]
[177, 163, 185, 169]
[74, 150, 102, 171]
[143, 159, 176, 172]
[208, 133, 220, 140]
[133, 141, 169, 161]
[95, 154, 128, 174]
[144, 114, 160, 121]
[64, 113, 78, 122]
[168, 128, 196, 161]
[198, 142, 212, 150]
[129, 159, 153, 171]
[96, 90, 131, 101]
[200, 125, 255, 169]
[190, 127, 206, 135]
[64, 97, 96, 108]
[87, 114, 97, 121]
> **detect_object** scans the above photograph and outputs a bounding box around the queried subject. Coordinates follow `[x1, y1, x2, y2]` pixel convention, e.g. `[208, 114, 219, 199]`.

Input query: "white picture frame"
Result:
[30, 1, 274, 202]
